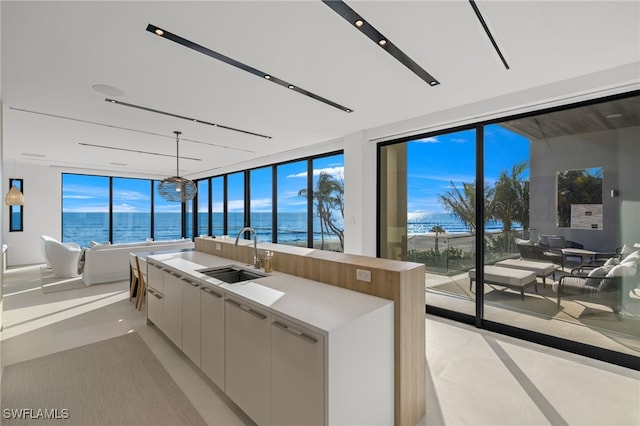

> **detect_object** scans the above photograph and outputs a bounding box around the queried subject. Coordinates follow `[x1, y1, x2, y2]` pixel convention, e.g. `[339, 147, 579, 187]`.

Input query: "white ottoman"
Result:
[494, 259, 556, 287]
[469, 265, 537, 301]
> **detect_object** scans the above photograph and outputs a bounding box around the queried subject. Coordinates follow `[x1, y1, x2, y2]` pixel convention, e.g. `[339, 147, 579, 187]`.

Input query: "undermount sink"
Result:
[198, 265, 267, 283]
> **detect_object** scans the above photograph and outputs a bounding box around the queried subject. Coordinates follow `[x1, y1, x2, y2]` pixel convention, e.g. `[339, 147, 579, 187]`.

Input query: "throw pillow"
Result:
[90, 241, 111, 249]
[599, 263, 636, 292]
[603, 257, 620, 267]
[515, 238, 533, 246]
[621, 244, 636, 256]
[621, 250, 640, 264]
[585, 266, 611, 286]
[605, 262, 638, 277]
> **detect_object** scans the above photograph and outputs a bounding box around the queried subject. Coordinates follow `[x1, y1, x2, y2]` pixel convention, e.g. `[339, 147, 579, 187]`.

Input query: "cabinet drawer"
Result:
[200, 286, 225, 390]
[147, 287, 164, 331]
[271, 316, 325, 426]
[147, 263, 164, 293]
[225, 297, 271, 426]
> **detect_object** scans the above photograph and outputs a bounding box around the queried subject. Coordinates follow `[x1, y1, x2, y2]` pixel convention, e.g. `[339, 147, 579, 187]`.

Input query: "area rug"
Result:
[1, 333, 207, 426]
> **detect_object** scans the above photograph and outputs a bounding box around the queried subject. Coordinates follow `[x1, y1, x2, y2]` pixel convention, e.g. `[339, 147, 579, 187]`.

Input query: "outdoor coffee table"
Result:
[469, 266, 537, 301]
[494, 259, 556, 287]
[561, 248, 597, 269]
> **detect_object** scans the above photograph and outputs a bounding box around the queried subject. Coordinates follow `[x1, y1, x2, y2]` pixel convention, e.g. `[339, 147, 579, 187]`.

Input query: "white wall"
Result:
[343, 131, 376, 256]
[529, 127, 639, 252]
[2, 162, 61, 265]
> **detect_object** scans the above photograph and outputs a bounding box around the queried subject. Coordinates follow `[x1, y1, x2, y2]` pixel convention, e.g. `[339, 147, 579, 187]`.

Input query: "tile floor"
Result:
[1, 264, 639, 426]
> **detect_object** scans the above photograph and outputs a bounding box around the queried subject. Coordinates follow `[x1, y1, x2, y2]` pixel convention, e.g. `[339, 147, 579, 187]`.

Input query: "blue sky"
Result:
[63, 126, 528, 215]
[62, 154, 344, 214]
[407, 124, 530, 214]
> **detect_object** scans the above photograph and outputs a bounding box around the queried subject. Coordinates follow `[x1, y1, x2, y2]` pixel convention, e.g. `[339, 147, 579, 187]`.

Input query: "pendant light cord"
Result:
[174, 131, 181, 176]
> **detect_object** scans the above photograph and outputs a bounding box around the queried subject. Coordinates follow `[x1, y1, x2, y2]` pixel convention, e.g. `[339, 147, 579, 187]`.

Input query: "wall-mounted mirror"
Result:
[557, 167, 603, 229]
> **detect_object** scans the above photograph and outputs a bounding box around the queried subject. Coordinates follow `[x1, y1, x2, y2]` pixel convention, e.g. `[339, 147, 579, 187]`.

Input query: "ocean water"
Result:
[407, 212, 517, 234]
[62, 212, 343, 248]
[62, 211, 515, 248]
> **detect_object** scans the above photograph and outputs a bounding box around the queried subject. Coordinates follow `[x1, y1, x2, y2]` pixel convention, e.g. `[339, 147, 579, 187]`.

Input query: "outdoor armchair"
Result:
[554, 253, 640, 315]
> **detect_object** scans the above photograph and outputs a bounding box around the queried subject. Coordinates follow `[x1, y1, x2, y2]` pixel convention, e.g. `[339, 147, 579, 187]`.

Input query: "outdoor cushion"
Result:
[603, 257, 620, 267]
[605, 262, 637, 278]
[586, 266, 611, 286]
[514, 238, 533, 246]
[621, 250, 640, 264]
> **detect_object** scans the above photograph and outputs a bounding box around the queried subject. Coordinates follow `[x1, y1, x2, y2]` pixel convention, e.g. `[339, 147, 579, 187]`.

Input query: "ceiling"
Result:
[501, 95, 640, 140]
[2, 1, 639, 180]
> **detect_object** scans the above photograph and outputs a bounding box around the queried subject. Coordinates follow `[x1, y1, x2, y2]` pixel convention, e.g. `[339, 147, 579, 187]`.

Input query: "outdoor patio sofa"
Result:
[515, 234, 585, 266]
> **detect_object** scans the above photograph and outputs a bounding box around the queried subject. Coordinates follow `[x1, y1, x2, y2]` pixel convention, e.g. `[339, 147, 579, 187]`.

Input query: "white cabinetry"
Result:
[271, 315, 324, 426]
[200, 285, 225, 390]
[181, 276, 201, 367]
[146, 263, 164, 330]
[225, 296, 271, 426]
[163, 272, 183, 348]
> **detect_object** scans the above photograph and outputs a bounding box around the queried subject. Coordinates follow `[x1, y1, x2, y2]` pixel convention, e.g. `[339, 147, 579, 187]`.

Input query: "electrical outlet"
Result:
[215, 243, 222, 251]
[356, 269, 371, 282]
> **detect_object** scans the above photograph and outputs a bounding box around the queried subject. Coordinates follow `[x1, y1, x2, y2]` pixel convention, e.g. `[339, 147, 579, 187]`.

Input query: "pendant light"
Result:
[157, 131, 197, 202]
[5, 161, 24, 206]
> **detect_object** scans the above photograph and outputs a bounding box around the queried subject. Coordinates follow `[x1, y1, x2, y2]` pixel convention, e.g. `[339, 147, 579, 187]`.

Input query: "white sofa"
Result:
[82, 239, 194, 285]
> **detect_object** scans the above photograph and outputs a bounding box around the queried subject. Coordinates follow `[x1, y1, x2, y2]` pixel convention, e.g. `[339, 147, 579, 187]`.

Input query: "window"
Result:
[153, 180, 181, 240]
[62, 174, 109, 248]
[277, 161, 308, 247]
[193, 151, 343, 251]
[211, 177, 224, 237]
[380, 129, 477, 316]
[8, 179, 23, 232]
[312, 155, 344, 252]
[227, 172, 245, 238]
[379, 92, 640, 367]
[250, 167, 273, 243]
[196, 179, 210, 237]
[112, 177, 152, 243]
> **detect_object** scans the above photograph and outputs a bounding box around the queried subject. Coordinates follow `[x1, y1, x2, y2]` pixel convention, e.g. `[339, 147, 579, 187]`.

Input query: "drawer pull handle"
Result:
[148, 289, 163, 300]
[183, 279, 199, 287]
[201, 287, 222, 298]
[272, 321, 317, 344]
[225, 299, 267, 320]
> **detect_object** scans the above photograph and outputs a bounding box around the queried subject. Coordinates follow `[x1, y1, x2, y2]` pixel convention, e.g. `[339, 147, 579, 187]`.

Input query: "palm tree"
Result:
[429, 225, 445, 252]
[489, 161, 529, 251]
[438, 181, 491, 233]
[299, 172, 344, 250]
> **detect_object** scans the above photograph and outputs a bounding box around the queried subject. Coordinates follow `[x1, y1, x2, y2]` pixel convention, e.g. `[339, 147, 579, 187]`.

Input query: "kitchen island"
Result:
[146, 249, 394, 426]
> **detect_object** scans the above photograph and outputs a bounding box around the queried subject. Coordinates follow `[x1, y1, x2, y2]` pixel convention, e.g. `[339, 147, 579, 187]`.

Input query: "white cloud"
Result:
[287, 166, 344, 179]
[413, 136, 439, 144]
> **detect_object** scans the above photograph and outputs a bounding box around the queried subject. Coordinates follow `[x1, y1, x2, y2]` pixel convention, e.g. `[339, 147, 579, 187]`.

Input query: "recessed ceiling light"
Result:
[155, 29, 164, 36]
[145, 23, 353, 113]
[606, 113, 623, 119]
[22, 153, 46, 158]
[109, 162, 128, 167]
[92, 84, 125, 97]
[322, 0, 439, 86]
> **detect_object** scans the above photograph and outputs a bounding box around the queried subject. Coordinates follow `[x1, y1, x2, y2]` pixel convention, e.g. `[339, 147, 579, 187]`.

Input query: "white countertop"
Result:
[147, 250, 393, 335]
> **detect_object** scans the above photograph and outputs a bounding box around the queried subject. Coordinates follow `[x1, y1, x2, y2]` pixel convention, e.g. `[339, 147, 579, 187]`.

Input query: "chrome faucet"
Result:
[234, 227, 261, 269]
